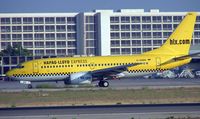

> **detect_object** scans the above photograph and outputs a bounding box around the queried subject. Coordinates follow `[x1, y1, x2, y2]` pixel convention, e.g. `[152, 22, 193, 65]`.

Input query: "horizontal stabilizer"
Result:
[160, 52, 200, 66]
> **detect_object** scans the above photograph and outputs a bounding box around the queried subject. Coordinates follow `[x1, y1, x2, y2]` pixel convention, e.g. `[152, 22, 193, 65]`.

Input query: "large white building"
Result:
[0, 9, 200, 56]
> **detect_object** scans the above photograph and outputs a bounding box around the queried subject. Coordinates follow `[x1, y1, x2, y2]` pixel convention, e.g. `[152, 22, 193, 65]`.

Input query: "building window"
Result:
[34, 26, 44, 32]
[111, 25, 119, 31]
[132, 40, 141, 46]
[86, 32, 96, 39]
[12, 26, 22, 32]
[197, 16, 200, 22]
[143, 48, 152, 53]
[86, 40, 96, 47]
[142, 40, 152, 46]
[142, 16, 151, 23]
[46, 50, 55, 56]
[152, 24, 161, 30]
[142, 24, 151, 31]
[111, 33, 120, 39]
[35, 50, 44, 56]
[131, 25, 140, 31]
[35, 42, 44, 48]
[163, 24, 172, 30]
[1, 18, 10, 24]
[194, 39, 200, 44]
[163, 32, 172, 38]
[67, 17, 76, 24]
[56, 17, 65, 24]
[122, 48, 130, 54]
[45, 17, 55, 24]
[45, 25, 55, 32]
[57, 49, 66, 56]
[57, 41, 66, 47]
[121, 16, 130, 23]
[152, 16, 161, 22]
[132, 32, 141, 39]
[194, 32, 200, 38]
[86, 48, 96, 55]
[153, 40, 162, 46]
[195, 24, 200, 30]
[1, 26, 10, 32]
[110, 17, 119, 23]
[131, 16, 140, 23]
[173, 24, 178, 29]
[12, 18, 21, 24]
[46, 33, 55, 40]
[68, 41, 76, 47]
[24, 42, 33, 48]
[34, 17, 44, 24]
[1, 34, 11, 40]
[67, 33, 76, 39]
[56, 33, 66, 40]
[132, 48, 141, 54]
[12, 34, 22, 40]
[111, 40, 120, 47]
[86, 16, 95, 23]
[163, 16, 172, 22]
[34, 34, 44, 40]
[46, 42, 55, 48]
[67, 25, 76, 32]
[68, 49, 76, 55]
[23, 34, 33, 40]
[142, 32, 151, 38]
[121, 32, 130, 39]
[153, 32, 162, 38]
[121, 40, 130, 46]
[111, 48, 120, 55]
[173, 16, 182, 22]
[1, 42, 10, 49]
[56, 25, 66, 32]
[23, 26, 33, 32]
[23, 17, 33, 24]
[13, 42, 22, 47]
[121, 25, 130, 31]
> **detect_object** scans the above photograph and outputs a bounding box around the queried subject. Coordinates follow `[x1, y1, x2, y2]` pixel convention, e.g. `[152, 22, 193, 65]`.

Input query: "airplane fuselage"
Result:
[7, 54, 191, 82]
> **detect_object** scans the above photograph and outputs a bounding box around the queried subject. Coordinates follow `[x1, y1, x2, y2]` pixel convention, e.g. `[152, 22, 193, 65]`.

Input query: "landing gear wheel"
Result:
[28, 84, 33, 89]
[98, 80, 109, 87]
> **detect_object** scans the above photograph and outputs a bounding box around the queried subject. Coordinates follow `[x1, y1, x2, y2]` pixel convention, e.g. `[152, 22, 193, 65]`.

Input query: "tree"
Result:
[0, 45, 32, 56]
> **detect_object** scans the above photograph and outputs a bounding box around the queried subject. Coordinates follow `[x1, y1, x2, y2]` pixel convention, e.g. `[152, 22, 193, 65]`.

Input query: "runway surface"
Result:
[0, 104, 200, 119]
[0, 78, 200, 90]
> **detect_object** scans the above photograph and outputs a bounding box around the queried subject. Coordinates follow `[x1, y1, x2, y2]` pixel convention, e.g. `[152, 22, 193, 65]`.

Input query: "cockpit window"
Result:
[15, 65, 24, 69]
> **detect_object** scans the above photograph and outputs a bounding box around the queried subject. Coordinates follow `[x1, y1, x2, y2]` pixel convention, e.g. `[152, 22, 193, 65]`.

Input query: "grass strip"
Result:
[0, 87, 200, 107]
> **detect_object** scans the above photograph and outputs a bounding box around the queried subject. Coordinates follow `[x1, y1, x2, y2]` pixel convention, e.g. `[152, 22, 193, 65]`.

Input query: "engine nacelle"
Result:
[65, 72, 92, 85]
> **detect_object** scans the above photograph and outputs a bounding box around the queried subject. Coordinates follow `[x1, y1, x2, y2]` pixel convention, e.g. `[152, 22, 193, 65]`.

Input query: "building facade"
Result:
[0, 9, 200, 57]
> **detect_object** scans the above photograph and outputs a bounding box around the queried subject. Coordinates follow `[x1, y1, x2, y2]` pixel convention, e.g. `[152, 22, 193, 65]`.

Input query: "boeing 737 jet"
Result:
[6, 12, 197, 88]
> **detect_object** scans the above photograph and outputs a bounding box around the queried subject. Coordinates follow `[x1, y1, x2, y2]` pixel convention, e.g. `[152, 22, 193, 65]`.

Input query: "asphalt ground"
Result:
[0, 78, 200, 90]
[0, 104, 200, 119]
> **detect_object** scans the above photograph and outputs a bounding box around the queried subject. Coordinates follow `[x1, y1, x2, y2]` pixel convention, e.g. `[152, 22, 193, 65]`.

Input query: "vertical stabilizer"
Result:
[145, 12, 197, 55]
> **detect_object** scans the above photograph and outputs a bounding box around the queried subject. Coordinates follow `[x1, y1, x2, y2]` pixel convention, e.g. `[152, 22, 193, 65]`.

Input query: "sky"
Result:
[0, 0, 199, 13]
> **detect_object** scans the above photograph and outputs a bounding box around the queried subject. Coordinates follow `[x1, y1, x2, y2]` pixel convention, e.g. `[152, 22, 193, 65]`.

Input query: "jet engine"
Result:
[64, 72, 92, 85]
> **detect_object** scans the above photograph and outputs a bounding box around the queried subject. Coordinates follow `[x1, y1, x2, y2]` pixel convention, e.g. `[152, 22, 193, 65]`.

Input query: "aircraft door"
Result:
[33, 61, 39, 73]
[89, 62, 95, 70]
[156, 57, 161, 69]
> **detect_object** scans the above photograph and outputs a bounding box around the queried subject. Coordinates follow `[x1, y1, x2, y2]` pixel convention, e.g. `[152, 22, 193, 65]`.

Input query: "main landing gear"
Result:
[98, 80, 109, 87]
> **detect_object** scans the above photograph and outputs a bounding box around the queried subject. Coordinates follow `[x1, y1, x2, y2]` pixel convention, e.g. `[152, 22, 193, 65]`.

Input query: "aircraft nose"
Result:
[6, 70, 13, 77]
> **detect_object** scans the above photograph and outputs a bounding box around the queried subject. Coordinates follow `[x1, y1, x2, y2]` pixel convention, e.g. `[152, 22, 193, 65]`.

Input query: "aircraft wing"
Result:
[160, 52, 200, 66]
[91, 63, 141, 78]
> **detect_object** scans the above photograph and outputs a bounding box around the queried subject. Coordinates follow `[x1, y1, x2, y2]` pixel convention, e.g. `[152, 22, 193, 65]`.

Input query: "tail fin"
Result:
[145, 12, 197, 55]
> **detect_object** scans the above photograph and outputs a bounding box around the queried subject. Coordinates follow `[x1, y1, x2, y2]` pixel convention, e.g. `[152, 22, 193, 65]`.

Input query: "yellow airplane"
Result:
[6, 12, 197, 88]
